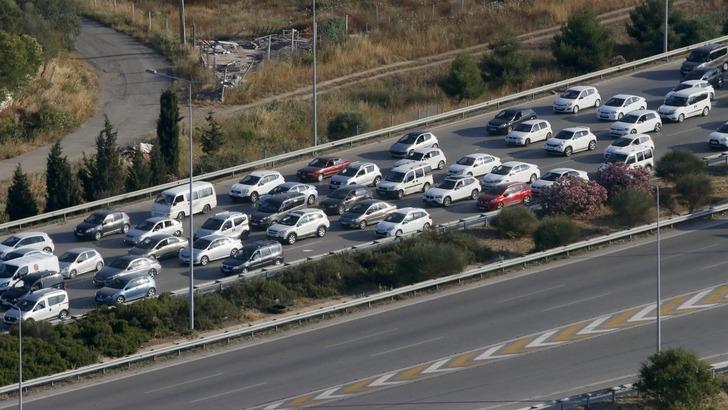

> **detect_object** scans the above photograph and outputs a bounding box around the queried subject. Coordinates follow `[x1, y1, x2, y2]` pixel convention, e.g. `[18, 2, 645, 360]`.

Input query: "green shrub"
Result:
[533, 216, 579, 251]
[24, 104, 76, 138]
[223, 278, 296, 310]
[395, 242, 470, 284]
[194, 293, 240, 330]
[656, 150, 704, 182]
[552, 9, 614, 72]
[327, 111, 369, 141]
[480, 32, 531, 86]
[0, 117, 26, 143]
[495, 206, 538, 238]
[611, 187, 654, 226]
[675, 173, 713, 212]
[440, 50, 485, 100]
[320, 17, 347, 46]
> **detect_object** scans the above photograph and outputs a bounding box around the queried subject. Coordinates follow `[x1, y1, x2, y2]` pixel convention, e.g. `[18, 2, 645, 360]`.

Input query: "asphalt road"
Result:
[14, 56, 726, 316]
[8, 217, 728, 410]
[0, 18, 171, 180]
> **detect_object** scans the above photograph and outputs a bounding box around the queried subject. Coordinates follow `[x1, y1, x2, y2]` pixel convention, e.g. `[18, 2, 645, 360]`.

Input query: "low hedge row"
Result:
[0, 231, 493, 386]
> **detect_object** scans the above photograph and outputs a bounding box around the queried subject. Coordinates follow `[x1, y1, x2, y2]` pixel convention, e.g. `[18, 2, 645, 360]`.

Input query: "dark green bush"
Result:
[223, 278, 296, 310]
[611, 187, 654, 226]
[656, 150, 704, 182]
[495, 206, 538, 238]
[319, 17, 347, 46]
[327, 111, 369, 141]
[675, 173, 713, 212]
[533, 216, 579, 251]
[395, 242, 470, 284]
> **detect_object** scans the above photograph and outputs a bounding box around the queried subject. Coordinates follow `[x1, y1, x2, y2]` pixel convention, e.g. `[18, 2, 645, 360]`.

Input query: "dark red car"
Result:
[297, 157, 352, 182]
[477, 183, 531, 210]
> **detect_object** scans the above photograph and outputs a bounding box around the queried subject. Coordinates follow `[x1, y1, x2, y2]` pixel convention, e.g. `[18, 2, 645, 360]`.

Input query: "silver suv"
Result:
[266, 209, 330, 245]
[194, 212, 250, 241]
[124, 217, 183, 246]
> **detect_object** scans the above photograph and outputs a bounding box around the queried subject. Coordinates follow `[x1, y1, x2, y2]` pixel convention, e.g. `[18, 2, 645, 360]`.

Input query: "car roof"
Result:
[315, 156, 340, 162]
[500, 161, 530, 167]
[120, 272, 154, 283]
[463, 153, 490, 159]
[411, 146, 440, 154]
[672, 88, 710, 97]
[391, 162, 429, 172]
[520, 119, 544, 125]
[394, 207, 420, 214]
[561, 127, 589, 132]
[162, 181, 213, 195]
[145, 216, 173, 223]
[145, 233, 178, 242]
[210, 211, 244, 219]
[249, 170, 279, 177]
[242, 240, 280, 250]
[292, 208, 323, 215]
[346, 161, 374, 168]
[64, 247, 96, 254]
[679, 79, 708, 86]
[694, 43, 726, 52]
[6, 232, 47, 239]
[197, 234, 230, 241]
[24, 288, 66, 300]
[356, 198, 384, 206]
[610, 94, 641, 99]
[546, 167, 581, 175]
[566, 85, 595, 91]
[266, 192, 305, 200]
[617, 133, 651, 140]
[624, 109, 655, 116]
[444, 175, 472, 182]
[337, 184, 368, 192]
[92, 209, 123, 216]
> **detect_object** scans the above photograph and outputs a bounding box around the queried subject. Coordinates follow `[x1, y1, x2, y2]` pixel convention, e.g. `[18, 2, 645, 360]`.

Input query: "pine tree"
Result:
[79, 115, 125, 201]
[6, 164, 38, 220]
[552, 10, 614, 72]
[200, 111, 224, 156]
[149, 142, 167, 186]
[45, 141, 81, 212]
[157, 88, 181, 176]
[125, 148, 151, 191]
[440, 51, 485, 101]
[480, 32, 531, 86]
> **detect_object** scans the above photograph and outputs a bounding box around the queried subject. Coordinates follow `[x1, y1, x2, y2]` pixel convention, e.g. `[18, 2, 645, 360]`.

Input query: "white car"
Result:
[329, 161, 382, 189]
[0, 232, 54, 257]
[262, 182, 319, 206]
[531, 168, 589, 197]
[423, 176, 480, 207]
[375, 207, 432, 237]
[665, 80, 715, 101]
[58, 248, 105, 279]
[505, 120, 553, 146]
[179, 234, 242, 266]
[393, 147, 447, 170]
[194, 211, 250, 241]
[448, 153, 501, 177]
[552, 86, 601, 114]
[609, 110, 662, 137]
[596, 94, 647, 121]
[266, 209, 330, 245]
[604, 134, 655, 159]
[544, 127, 597, 156]
[481, 161, 540, 187]
[124, 217, 183, 246]
[389, 131, 439, 158]
[707, 121, 728, 149]
[228, 170, 284, 203]
[658, 89, 711, 122]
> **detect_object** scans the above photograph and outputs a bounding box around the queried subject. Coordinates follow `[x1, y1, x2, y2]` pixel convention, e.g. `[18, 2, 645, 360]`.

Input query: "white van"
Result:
[0, 253, 60, 290]
[602, 147, 654, 170]
[376, 163, 434, 200]
[658, 89, 711, 123]
[152, 181, 217, 220]
[3, 288, 70, 325]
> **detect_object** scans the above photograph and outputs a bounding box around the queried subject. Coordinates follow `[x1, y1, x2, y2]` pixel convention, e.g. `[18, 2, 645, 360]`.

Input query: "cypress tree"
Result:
[149, 142, 167, 186]
[45, 141, 82, 212]
[157, 88, 181, 176]
[6, 164, 38, 220]
[125, 148, 152, 191]
[80, 115, 125, 201]
[200, 111, 224, 156]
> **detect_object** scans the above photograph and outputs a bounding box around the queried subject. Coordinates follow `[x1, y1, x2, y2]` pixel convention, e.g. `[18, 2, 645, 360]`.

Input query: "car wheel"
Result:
[200, 256, 209, 266]
[437, 160, 445, 170]
[316, 226, 327, 237]
[572, 105, 580, 114]
[723, 62, 728, 72]
[564, 146, 573, 156]
[122, 224, 130, 234]
[630, 128, 637, 134]
[523, 195, 532, 205]
[358, 220, 367, 230]
[545, 132, 552, 140]
[149, 268, 158, 276]
[471, 189, 479, 200]
[594, 99, 601, 107]
[422, 223, 431, 231]
[176, 212, 185, 221]
[70, 269, 77, 278]
[58, 309, 69, 320]
[678, 113, 685, 123]
[286, 233, 297, 245]
[654, 123, 662, 132]
[115, 296, 125, 305]
[395, 230, 403, 237]
[43, 246, 52, 253]
[202, 204, 211, 214]
[307, 195, 316, 205]
[249, 192, 259, 203]
[617, 112, 623, 120]
[372, 176, 381, 186]
[275, 258, 283, 266]
[422, 182, 431, 192]
[443, 197, 452, 207]
[524, 138, 531, 146]
[317, 174, 323, 182]
[230, 248, 239, 257]
[397, 190, 404, 199]
[702, 107, 710, 117]
[146, 288, 157, 298]
[149, 254, 157, 260]
[588, 140, 596, 151]
[529, 174, 538, 184]
[94, 231, 102, 241]
[96, 261, 104, 271]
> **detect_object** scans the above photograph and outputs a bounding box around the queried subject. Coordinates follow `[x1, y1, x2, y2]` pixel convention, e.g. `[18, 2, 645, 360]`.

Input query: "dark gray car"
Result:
[319, 185, 372, 215]
[681, 43, 728, 76]
[684, 67, 724, 89]
[127, 234, 188, 260]
[339, 199, 397, 229]
[486, 108, 537, 135]
[93, 256, 161, 287]
[250, 192, 308, 229]
[74, 210, 131, 241]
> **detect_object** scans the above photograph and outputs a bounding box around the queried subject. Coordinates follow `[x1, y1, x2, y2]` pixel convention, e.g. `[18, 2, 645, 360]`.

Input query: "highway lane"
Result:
[7, 57, 726, 315]
[9, 218, 728, 409]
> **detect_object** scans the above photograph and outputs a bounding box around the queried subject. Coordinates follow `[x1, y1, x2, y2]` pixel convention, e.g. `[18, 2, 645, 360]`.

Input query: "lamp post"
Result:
[145, 68, 195, 331]
[312, 0, 318, 147]
[656, 185, 662, 352]
[664, 0, 669, 56]
[11, 304, 23, 410]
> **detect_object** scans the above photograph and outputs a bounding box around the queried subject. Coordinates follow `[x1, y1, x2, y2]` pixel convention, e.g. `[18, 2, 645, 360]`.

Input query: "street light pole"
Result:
[312, 0, 318, 147]
[664, 0, 669, 55]
[656, 185, 662, 352]
[12, 304, 23, 410]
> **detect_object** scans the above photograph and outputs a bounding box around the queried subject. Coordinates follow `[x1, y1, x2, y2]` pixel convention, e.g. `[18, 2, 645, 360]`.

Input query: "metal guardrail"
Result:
[704, 151, 728, 167]
[2, 34, 727, 233]
[2, 200, 725, 395]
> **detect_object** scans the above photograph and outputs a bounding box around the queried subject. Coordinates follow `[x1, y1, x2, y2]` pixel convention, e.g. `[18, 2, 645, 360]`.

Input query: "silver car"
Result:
[58, 248, 104, 279]
[128, 235, 188, 260]
[124, 217, 183, 246]
[93, 256, 161, 287]
[261, 182, 318, 206]
[178, 234, 242, 266]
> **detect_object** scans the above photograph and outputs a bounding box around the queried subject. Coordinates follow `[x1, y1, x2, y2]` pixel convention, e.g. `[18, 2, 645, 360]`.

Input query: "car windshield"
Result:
[612, 138, 634, 147]
[664, 95, 689, 107]
[233, 248, 256, 261]
[136, 238, 157, 249]
[606, 153, 629, 163]
[238, 175, 260, 185]
[277, 215, 300, 226]
[456, 156, 476, 166]
[438, 179, 458, 190]
[308, 158, 329, 168]
[717, 124, 728, 133]
[340, 167, 358, 176]
[268, 185, 291, 195]
[347, 202, 370, 215]
[560, 90, 580, 99]
[257, 198, 283, 213]
[383, 213, 406, 223]
[2, 236, 21, 247]
[0, 265, 18, 278]
[491, 166, 512, 175]
[137, 220, 157, 230]
[84, 213, 105, 224]
[17, 299, 35, 312]
[554, 130, 575, 140]
[108, 278, 129, 289]
[59, 252, 79, 263]
[385, 171, 406, 182]
[109, 259, 131, 269]
[329, 189, 352, 200]
[673, 83, 692, 92]
[398, 133, 419, 144]
[542, 172, 566, 182]
[155, 193, 174, 205]
[193, 238, 212, 250]
[605, 97, 625, 107]
[485, 185, 507, 195]
[687, 50, 710, 62]
[408, 152, 425, 160]
[620, 114, 640, 124]
[494, 110, 514, 119]
[513, 123, 532, 132]
[201, 218, 224, 230]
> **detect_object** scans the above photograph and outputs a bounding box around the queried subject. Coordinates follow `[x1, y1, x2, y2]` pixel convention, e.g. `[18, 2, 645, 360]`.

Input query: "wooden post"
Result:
[345, 15, 349, 33]
[267, 35, 271, 60]
[148, 10, 152, 32]
[131, 3, 135, 22]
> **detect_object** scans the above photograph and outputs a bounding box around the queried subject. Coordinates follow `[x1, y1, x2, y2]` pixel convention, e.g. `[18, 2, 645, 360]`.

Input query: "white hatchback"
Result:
[329, 161, 382, 189]
[552, 86, 601, 114]
[604, 134, 655, 159]
[375, 208, 432, 237]
[707, 122, 728, 149]
[609, 110, 662, 137]
[228, 170, 284, 203]
[448, 153, 500, 177]
[423, 176, 480, 207]
[596, 94, 647, 121]
[394, 147, 447, 170]
[58, 248, 105, 279]
[544, 127, 598, 157]
[481, 161, 540, 187]
[505, 120, 553, 146]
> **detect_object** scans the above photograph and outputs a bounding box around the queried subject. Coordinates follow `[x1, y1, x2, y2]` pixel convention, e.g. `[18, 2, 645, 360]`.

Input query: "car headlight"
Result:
[434, 195, 443, 199]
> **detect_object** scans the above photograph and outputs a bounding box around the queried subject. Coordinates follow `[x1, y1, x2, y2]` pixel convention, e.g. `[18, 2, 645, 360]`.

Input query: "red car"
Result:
[477, 182, 531, 210]
[297, 157, 352, 182]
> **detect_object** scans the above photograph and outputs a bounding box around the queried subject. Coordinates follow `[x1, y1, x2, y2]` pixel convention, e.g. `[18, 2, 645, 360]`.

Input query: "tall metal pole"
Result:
[18, 310, 22, 410]
[312, 0, 318, 147]
[179, 0, 186, 46]
[656, 186, 662, 352]
[664, 0, 668, 55]
[188, 81, 194, 331]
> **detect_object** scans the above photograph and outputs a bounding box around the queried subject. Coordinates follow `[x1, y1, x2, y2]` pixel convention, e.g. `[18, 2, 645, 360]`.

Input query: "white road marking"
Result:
[326, 328, 399, 348]
[525, 330, 564, 348]
[145, 372, 224, 394]
[664, 242, 720, 259]
[497, 285, 564, 304]
[699, 259, 728, 271]
[677, 288, 716, 310]
[188, 382, 267, 404]
[540, 292, 611, 313]
[369, 336, 444, 357]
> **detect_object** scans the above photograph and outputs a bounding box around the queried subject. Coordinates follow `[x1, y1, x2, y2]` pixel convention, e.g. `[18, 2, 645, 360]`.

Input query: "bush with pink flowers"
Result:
[540, 175, 608, 217]
[595, 162, 651, 200]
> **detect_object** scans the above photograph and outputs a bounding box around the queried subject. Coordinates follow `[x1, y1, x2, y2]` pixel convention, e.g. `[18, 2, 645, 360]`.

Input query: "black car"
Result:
[318, 185, 372, 215]
[0, 271, 64, 307]
[75, 210, 131, 241]
[684, 67, 724, 89]
[250, 192, 308, 229]
[486, 108, 537, 134]
[220, 240, 283, 275]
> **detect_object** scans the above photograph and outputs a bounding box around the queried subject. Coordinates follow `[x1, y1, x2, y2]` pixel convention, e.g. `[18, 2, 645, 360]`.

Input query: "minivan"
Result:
[152, 181, 217, 220]
[658, 89, 711, 123]
[220, 241, 283, 275]
[602, 147, 654, 170]
[0, 253, 60, 290]
[3, 288, 70, 325]
[680, 43, 728, 76]
[376, 163, 434, 199]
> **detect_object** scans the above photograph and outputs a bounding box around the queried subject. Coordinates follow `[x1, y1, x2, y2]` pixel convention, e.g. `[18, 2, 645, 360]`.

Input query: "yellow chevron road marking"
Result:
[550, 321, 591, 342]
[703, 284, 728, 305]
[448, 351, 479, 368]
[499, 337, 534, 355]
[341, 378, 376, 394]
[601, 306, 643, 330]
[659, 295, 690, 316]
[393, 364, 429, 382]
